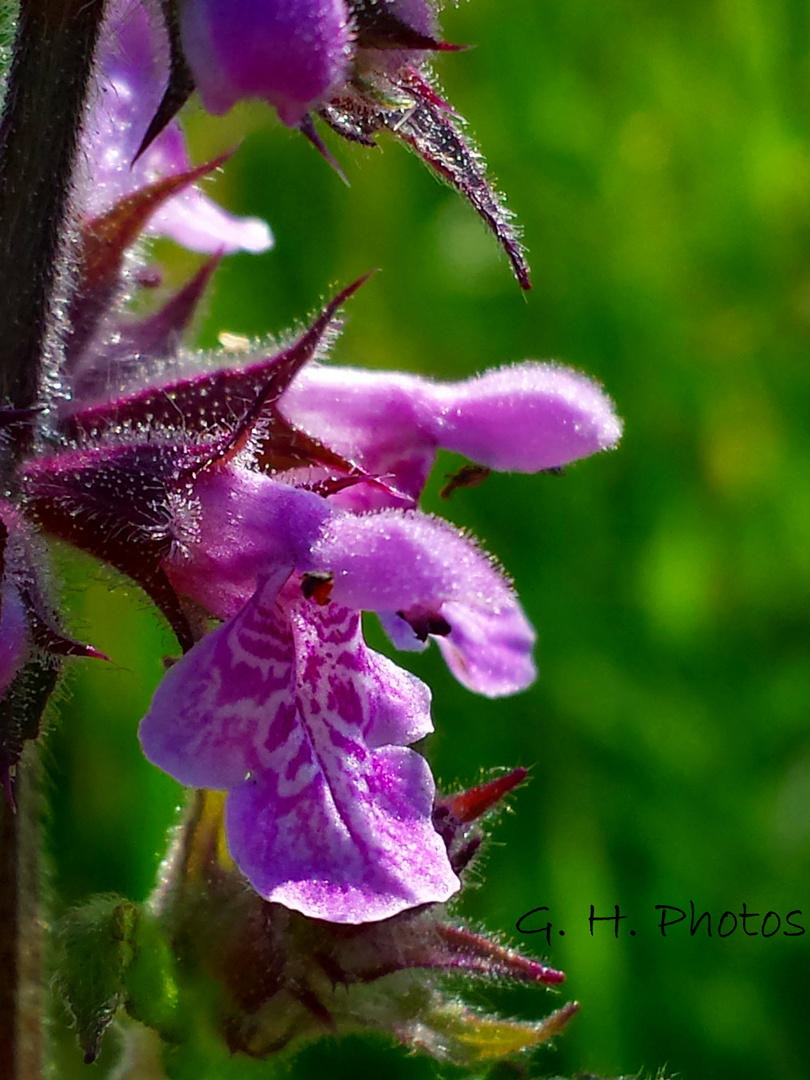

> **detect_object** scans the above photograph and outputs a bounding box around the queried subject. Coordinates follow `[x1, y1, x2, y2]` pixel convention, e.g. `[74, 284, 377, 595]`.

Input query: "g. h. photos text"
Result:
[517, 904, 806, 943]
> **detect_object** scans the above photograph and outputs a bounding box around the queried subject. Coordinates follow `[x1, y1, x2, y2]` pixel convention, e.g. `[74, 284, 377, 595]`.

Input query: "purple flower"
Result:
[22, 283, 621, 922]
[151, 0, 532, 286]
[83, 0, 272, 254]
[135, 454, 540, 916]
[180, 0, 353, 126]
[140, 578, 458, 922]
[280, 360, 623, 507]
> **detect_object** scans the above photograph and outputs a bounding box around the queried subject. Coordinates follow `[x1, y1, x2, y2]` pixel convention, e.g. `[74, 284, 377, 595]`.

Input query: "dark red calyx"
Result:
[20, 443, 198, 650]
[71, 257, 221, 406]
[383, 70, 532, 290]
[434, 924, 565, 986]
[80, 153, 231, 294]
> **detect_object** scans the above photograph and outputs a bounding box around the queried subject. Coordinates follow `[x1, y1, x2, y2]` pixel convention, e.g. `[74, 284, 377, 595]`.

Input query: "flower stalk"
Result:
[0, 0, 107, 419]
[0, 747, 45, 1080]
[0, 2, 106, 1076]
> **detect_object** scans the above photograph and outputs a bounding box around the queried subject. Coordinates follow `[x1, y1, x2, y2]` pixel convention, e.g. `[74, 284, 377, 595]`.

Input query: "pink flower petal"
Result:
[280, 360, 622, 504]
[140, 579, 456, 922]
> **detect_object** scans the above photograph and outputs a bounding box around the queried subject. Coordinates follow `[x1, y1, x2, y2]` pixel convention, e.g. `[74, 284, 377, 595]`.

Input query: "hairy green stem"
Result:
[0, 750, 42, 1080]
[0, 0, 106, 415]
[0, 0, 107, 1074]
[0, 659, 59, 1080]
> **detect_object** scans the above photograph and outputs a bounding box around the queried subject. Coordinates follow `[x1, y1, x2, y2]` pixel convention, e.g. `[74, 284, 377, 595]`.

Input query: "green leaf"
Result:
[54, 893, 181, 1062]
[54, 894, 138, 1063]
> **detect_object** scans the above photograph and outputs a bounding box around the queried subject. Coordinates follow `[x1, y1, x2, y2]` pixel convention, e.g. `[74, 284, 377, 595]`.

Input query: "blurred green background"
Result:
[48, 0, 810, 1077]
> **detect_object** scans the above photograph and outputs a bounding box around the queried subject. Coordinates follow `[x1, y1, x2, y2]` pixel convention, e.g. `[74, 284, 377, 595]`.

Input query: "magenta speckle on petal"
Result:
[226, 743, 457, 923]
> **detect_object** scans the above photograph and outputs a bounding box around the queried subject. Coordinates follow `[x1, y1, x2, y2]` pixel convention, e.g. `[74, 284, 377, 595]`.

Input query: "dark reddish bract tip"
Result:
[443, 767, 529, 824]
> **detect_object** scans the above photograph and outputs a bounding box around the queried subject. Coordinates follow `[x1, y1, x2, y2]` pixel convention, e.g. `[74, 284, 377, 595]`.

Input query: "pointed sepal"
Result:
[437, 767, 529, 824]
[69, 155, 232, 363]
[133, 0, 196, 163]
[72, 257, 222, 406]
[67, 275, 371, 460]
[80, 153, 231, 294]
[383, 71, 531, 290]
[432, 767, 528, 872]
[320, 67, 530, 289]
[400, 999, 580, 1065]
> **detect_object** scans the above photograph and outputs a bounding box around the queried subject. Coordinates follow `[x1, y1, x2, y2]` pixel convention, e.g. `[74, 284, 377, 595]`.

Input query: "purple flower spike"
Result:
[180, 0, 352, 125]
[140, 579, 459, 922]
[85, 0, 272, 253]
[20, 270, 622, 924]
